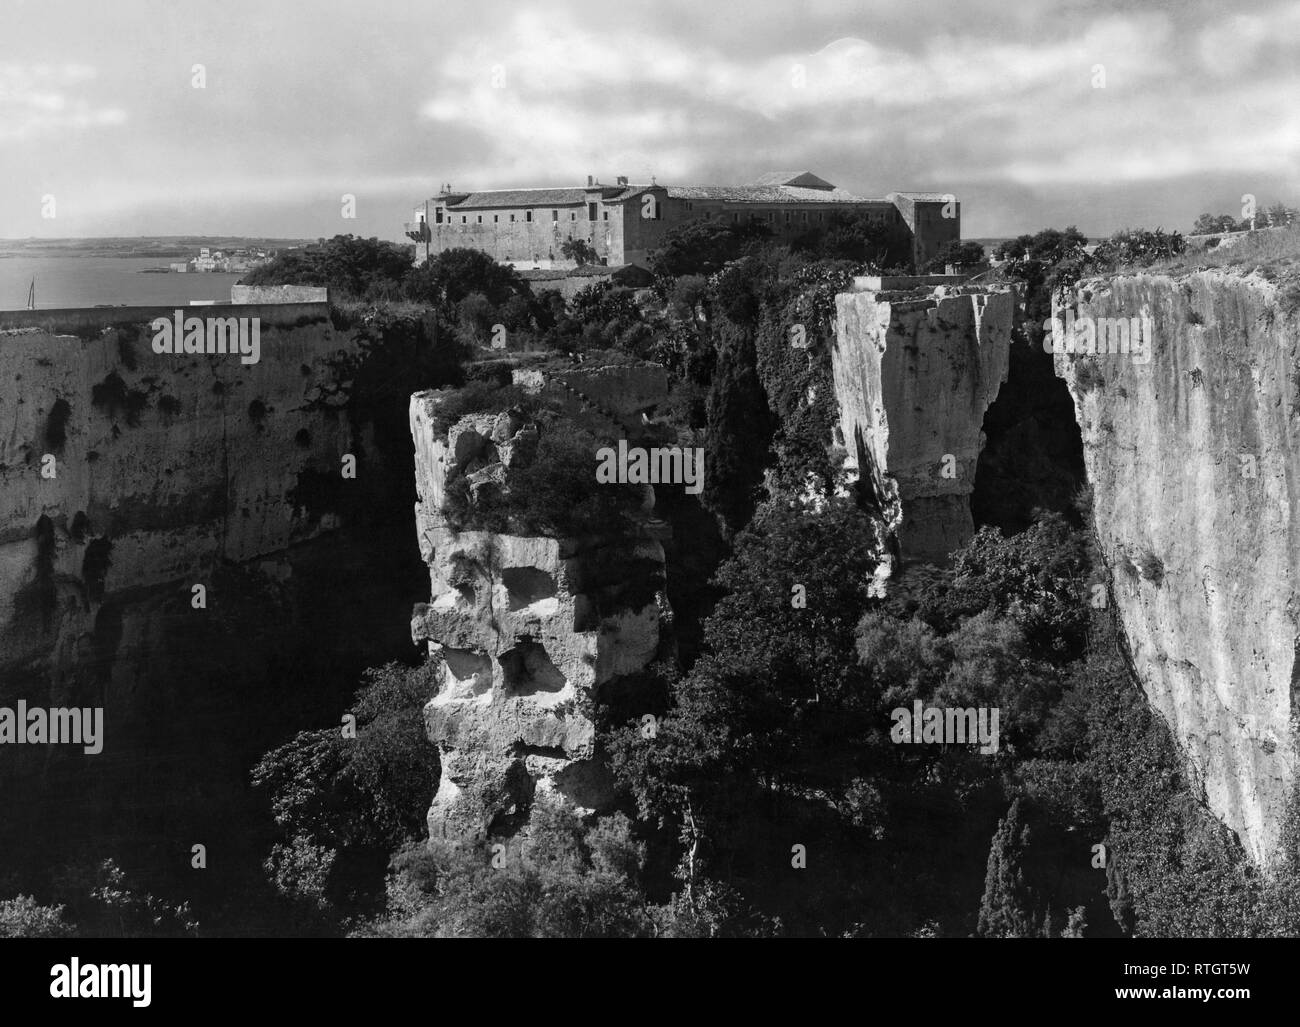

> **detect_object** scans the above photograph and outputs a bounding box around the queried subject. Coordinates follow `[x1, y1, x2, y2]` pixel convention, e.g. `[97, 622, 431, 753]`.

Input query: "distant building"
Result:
[405, 171, 960, 271]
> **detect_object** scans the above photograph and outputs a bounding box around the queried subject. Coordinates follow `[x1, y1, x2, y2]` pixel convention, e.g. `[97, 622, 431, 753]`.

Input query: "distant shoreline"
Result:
[0, 237, 315, 261]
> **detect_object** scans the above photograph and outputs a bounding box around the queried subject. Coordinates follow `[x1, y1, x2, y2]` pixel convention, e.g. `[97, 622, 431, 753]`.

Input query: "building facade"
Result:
[404, 172, 960, 272]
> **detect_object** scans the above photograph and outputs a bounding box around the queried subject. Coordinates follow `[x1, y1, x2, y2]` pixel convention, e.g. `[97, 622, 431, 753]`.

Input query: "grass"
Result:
[1135, 225, 1300, 279]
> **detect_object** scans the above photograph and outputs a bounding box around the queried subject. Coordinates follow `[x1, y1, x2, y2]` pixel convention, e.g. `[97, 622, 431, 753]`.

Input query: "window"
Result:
[784, 211, 791, 224]
[477, 215, 482, 224]
[768, 212, 774, 222]
[462, 216, 467, 223]
[526, 211, 533, 222]
[800, 212, 808, 224]
[510, 214, 515, 222]
[494, 215, 498, 223]
[603, 211, 608, 221]
[732, 213, 738, 223]
[588, 202, 597, 220]
[435, 209, 443, 224]
[570, 212, 576, 221]
[552, 210, 558, 222]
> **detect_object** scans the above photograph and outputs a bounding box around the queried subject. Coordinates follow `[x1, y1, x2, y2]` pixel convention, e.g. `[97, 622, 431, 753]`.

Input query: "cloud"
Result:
[1, 0, 1296, 238]
[415, 6, 1252, 194]
[0, 63, 126, 140]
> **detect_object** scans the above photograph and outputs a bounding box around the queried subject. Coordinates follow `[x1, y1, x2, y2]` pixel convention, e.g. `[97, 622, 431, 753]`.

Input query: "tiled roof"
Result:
[750, 171, 803, 187]
[751, 171, 837, 190]
[888, 191, 955, 202]
[663, 184, 879, 204]
[437, 180, 902, 208]
[448, 188, 589, 209]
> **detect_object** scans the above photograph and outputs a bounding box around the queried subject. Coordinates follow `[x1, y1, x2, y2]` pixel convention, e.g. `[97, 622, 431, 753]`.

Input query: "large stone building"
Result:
[404, 172, 959, 272]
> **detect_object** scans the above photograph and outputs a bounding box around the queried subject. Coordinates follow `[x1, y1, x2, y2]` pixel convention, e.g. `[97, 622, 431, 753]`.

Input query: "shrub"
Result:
[1134, 548, 1164, 585]
[0, 895, 74, 938]
[442, 418, 644, 538]
[365, 801, 653, 938]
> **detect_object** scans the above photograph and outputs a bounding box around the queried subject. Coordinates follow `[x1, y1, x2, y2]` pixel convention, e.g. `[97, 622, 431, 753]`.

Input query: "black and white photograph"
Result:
[0, 0, 1294, 1008]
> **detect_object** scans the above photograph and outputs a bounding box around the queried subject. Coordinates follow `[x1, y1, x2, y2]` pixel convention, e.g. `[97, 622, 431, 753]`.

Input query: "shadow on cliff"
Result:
[0, 305, 468, 935]
[972, 329, 1085, 533]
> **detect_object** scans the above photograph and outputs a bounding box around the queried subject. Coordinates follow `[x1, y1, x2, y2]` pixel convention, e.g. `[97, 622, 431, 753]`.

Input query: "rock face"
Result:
[1053, 270, 1300, 866]
[409, 384, 671, 840]
[0, 306, 361, 685]
[832, 281, 1016, 562]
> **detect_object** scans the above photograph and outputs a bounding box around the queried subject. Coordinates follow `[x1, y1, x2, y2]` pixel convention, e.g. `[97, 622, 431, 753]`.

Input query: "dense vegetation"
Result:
[7, 217, 1298, 938]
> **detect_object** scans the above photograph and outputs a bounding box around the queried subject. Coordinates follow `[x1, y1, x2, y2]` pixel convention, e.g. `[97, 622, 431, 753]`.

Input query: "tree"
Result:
[702, 324, 775, 535]
[0, 895, 73, 938]
[561, 238, 599, 266]
[924, 239, 986, 273]
[242, 234, 414, 301]
[992, 226, 1091, 347]
[250, 661, 442, 922]
[650, 219, 772, 278]
[610, 498, 884, 860]
[977, 799, 1039, 937]
[1191, 212, 1239, 236]
[404, 247, 532, 310]
[1090, 228, 1185, 268]
[798, 210, 909, 267]
[916, 513, 1092, 660]
[1263, 203, 1299, 229]
[366, 801, 653, 938]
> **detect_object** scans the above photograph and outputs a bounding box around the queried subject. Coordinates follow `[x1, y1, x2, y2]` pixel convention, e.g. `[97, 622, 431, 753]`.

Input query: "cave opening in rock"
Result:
[499, 636, 567, 696]
[971, 335, 1086, 533]
[501, 566, 557, 611]
[441, 647, 491, 694]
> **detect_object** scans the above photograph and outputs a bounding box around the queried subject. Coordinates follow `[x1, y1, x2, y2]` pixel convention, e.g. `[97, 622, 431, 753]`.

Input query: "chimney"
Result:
[587, 174, 594, 186]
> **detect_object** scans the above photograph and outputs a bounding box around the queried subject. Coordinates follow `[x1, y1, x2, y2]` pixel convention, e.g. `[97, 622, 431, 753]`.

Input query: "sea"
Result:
[0, 256, 247, 311]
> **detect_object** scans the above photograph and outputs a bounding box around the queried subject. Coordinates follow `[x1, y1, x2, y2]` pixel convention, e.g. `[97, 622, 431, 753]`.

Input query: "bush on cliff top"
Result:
[241, 234, 414, 302]
[440, 417, 645, 539]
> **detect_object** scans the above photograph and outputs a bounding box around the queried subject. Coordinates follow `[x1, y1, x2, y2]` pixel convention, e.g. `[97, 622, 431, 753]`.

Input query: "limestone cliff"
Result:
[409, 376, 671, 840]
[832, 280, 1016, 562]
[1054, 269, 1300, 865]
[0, 305, 363, 688]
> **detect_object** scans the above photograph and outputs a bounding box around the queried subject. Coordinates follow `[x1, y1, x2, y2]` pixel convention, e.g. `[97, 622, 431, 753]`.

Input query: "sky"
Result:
[1, 0, 1296, 241]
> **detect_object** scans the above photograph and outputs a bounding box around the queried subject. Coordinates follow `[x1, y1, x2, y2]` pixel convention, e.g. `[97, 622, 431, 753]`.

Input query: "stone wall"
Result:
[230, 285, 329, 304]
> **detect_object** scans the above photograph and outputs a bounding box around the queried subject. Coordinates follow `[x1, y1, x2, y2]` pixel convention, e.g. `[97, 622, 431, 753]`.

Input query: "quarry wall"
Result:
[832, 282, 1016, 563]
[1054, 270, 1300, 865]
[0, 303, 367, 689]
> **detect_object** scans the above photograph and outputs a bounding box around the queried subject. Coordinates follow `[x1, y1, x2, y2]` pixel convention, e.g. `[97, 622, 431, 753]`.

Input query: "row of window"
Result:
[428, 205, 892, 227]
[434, 207, 612, 225]
[722, 209, 890, 226]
